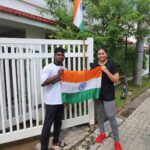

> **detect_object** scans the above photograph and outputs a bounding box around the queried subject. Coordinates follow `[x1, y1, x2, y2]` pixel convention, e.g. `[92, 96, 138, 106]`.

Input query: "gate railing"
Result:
[0, 38, 94, 144]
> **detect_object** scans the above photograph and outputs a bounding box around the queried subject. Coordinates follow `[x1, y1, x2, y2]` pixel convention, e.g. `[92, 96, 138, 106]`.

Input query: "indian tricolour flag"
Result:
[73, 0, 84, 31]
[61, 67, 102, 104]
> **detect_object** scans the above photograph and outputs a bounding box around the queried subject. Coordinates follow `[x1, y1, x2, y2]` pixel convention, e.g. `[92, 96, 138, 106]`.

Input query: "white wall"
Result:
[0, 18, 45, 38]
[26, 27, 45, 39]
[0, 0, 53, 20]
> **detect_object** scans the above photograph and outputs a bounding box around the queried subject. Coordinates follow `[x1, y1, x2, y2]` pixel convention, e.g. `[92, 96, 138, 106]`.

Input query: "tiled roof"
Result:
[0, 5, 56, 25]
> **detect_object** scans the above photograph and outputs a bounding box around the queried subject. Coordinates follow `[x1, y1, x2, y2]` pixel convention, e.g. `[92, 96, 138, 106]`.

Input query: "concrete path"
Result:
[99, 97, 150, 150]
[75, 96, 150, 150]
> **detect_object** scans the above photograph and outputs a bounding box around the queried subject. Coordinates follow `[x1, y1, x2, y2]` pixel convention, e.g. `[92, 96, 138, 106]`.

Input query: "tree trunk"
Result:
[133, 22, 144, 86]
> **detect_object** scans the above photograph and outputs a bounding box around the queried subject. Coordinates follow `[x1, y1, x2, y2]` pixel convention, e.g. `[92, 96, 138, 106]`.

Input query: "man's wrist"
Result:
[52, 76, 61, 84]
[56, 74, 61, 78]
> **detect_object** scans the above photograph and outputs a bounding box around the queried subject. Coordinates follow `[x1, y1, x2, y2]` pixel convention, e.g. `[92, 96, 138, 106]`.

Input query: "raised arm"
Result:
[41, 66, 64, 87]
[102, 66, 119, 83]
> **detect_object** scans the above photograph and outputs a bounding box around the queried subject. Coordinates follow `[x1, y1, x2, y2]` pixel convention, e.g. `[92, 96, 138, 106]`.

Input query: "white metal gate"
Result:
[0, 38, 94, 144]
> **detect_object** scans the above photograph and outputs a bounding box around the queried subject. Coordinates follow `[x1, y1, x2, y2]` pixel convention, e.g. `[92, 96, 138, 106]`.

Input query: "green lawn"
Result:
[115, 77, 150, 108]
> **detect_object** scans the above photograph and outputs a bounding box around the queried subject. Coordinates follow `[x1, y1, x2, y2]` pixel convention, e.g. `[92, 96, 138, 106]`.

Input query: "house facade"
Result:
[0, 0, 56, 38]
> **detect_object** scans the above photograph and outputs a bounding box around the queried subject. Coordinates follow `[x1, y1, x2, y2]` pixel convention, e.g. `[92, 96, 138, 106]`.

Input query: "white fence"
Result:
[0, 38, 94, 144]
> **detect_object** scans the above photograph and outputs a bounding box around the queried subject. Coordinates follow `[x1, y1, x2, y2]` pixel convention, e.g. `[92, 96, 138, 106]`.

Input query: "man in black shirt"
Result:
[91, 48, 122, 150]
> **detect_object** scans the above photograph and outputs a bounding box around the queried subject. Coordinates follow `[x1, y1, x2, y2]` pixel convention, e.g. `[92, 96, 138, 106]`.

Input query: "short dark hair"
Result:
[54, 47, 65, 54]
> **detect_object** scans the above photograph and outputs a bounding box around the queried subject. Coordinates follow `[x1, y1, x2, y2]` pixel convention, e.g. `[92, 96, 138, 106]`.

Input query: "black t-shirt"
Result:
[91, 59, 119, 101]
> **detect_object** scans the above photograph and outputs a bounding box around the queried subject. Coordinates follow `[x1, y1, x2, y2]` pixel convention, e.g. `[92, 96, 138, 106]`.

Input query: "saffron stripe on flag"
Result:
[62, 66, 102, 83]
[74, 0, 80, 18]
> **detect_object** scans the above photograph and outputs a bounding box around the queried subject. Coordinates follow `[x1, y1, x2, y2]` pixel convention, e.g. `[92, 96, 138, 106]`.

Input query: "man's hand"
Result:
[57, 69, 64, 77]
[51, 69, 64, 84]
[41, 69, 64, 86]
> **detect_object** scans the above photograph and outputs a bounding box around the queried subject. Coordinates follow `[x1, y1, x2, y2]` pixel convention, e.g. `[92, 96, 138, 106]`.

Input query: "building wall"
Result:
[0, 0, 52, 20]
[26, 27, 45, 39]
[0, 18, 45, 38]
[0, 29, 26, 38]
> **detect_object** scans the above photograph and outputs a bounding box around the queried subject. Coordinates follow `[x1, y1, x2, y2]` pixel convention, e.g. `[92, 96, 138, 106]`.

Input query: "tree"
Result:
[45, 0, 91, 39]
[45, 0, 135, 51]
[44, 0, 150, 84]
[133, 0, 150, 85]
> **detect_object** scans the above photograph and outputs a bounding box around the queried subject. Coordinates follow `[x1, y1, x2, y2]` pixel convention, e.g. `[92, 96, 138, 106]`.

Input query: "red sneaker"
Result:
[115, 141, 122, 150]
[95, 132, 106, 143]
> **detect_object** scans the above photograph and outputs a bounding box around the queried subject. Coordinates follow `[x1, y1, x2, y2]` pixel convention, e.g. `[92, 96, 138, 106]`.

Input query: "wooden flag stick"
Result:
[83, 39, 86, 70]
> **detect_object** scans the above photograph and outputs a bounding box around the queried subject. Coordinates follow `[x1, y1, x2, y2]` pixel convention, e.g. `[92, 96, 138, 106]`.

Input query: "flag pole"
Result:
[83, 39, 86, 70]
[73, 0, 84, 31]
[73, 0, 85, 70]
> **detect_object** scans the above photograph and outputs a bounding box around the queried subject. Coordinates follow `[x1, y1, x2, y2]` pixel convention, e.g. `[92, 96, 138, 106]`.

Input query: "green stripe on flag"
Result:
[79, 21, 84, 32]
[62, 88, 100, 104]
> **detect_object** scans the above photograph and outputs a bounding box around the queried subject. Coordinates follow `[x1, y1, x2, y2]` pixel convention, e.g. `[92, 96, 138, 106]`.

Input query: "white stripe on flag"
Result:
[73, 3, 83, 28]
[62, 77, 101, 93]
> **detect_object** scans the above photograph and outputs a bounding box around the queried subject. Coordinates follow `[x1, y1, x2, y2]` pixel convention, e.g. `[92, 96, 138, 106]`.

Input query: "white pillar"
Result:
[87, 37, 95, 125]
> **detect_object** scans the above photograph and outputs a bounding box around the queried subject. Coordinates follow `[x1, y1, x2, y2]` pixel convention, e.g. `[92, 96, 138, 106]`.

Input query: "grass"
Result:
[115, 77, 150, 109]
